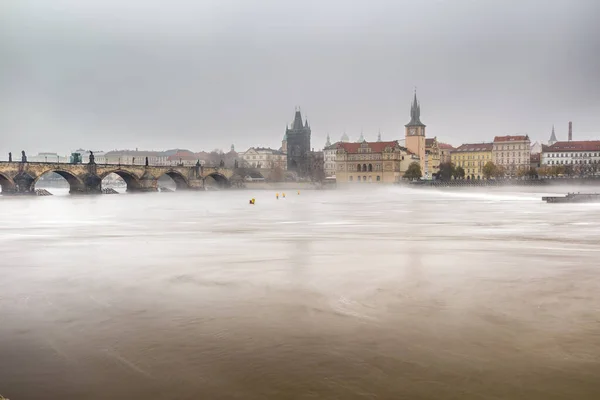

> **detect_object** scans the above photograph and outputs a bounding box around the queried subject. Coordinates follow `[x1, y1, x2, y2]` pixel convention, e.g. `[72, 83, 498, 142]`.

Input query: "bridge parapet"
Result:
[0, 161, 234, 194]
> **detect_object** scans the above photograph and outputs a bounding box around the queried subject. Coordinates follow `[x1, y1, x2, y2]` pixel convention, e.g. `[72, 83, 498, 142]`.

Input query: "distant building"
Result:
[323, 140, 339, 178]
[104, 150, 169, 166]
[28, 152, 69, 163]
[334, 141, 418, 183]
[530, 141, 542, 155]
[541, 141, 600, 168]
[240, 147, 287, 169]
[492, 135, 531, 176]
[425, 137, 441, 178]
[438, 143, 455, 164]
[167, 150, 202, 166]
[451, 143, 493, 179]
[530, 153, 541, 170]
[285, 108, 311, 174]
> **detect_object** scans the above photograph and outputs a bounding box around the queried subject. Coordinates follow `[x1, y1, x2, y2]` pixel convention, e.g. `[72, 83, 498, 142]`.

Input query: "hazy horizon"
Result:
[1, 0, 599, 156]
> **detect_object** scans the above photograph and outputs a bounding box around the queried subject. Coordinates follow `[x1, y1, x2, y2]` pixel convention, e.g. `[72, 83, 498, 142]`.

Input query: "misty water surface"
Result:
[1, 186, 600, 399]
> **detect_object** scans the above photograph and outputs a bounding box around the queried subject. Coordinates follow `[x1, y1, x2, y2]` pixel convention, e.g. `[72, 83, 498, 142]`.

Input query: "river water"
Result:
[1, 186, 600, 399]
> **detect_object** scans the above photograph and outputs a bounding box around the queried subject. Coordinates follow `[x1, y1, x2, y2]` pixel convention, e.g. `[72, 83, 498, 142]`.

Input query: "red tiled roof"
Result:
[545, 141, 600, 152]
[530, 153, 540, 162]
[493, 135, 529, 142]
[438, 143, 455, 150]
[452, 143, 493, 152]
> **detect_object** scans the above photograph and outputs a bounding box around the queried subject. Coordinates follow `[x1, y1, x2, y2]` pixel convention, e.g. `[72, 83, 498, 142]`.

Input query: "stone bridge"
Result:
[0, 161, 234, 194]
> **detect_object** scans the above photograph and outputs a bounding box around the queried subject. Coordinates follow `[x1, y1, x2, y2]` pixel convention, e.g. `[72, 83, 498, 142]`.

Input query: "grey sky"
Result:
[1, 0, 599, 155]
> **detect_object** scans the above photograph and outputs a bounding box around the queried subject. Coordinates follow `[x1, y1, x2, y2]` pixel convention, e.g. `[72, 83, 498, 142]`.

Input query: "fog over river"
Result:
[1, 186, 600, 399]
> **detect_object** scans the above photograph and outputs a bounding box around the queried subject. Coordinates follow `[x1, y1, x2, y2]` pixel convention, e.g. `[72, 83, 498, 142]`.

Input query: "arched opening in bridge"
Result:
[157, 171, 189, 191]
[102, 171, 141, 192]
[205, 173, 229, 189]
[0, 173, 16, 194]
[101, 173, 128, 193]
[35, 171, 84, 195]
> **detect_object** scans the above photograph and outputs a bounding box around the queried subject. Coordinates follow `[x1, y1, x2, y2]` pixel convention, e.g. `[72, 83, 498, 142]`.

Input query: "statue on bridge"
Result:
[220, 159, 225, 168]
[89, 151, 95, 164]
[145, 157, 149, 166]
[234, 159, 238, 169]
[8, 152, 12, 162]
[21, 151, 27, 163]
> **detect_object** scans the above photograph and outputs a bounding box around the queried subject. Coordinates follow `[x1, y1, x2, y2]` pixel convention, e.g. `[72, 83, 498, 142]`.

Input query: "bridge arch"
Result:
[0, 173, 16, 194]
[158, 170, 189, 190]
[100, 170, 142, 192]
[33, 170, 86, 194]
[204, 172, 230, 189]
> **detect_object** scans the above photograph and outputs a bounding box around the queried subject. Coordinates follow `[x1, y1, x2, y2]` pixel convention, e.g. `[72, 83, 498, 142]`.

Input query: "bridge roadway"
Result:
[0, 161, 234, 194]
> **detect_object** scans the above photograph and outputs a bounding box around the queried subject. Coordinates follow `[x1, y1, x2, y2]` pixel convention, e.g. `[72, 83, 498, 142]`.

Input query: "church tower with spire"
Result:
[548, 125, 557, 145]
[285, 107, 311, 174]
[405, 90, 427, 172]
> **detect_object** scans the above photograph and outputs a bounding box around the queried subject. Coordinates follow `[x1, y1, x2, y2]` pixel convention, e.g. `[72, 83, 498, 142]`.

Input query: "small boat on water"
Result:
[542, 193, 600, 203]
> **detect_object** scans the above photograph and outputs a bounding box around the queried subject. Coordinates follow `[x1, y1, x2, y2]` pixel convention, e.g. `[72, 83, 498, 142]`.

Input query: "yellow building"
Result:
[405, 92, 426, 173]
[425, 137, 441, 178]
[335, 141, 418, 183]
[451, 143, 493, 179]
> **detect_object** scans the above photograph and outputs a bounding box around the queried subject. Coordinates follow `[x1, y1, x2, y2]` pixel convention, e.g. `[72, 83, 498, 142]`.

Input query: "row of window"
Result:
[453, 155, 491, 160]
[493, 144, 528, 150]
[497, 152, 526, 157]
[348, 176, 382, 182]
[547, 153, 599, 158]
[546, 159, 599, 165]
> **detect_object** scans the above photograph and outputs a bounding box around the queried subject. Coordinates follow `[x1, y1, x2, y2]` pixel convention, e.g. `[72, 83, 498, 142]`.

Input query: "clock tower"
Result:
[405, 90, 426, 173]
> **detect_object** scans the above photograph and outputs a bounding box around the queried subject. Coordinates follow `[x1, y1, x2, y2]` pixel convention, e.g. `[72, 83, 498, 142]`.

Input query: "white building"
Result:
[492, 135, 531, 176]
[28, 152, 69, 163]
[240, 147, 287, 169]
[104, 150, 169, 166]
[323, 135, 338, 177]
[541, 141, 600, 169]
[72, 149, 107, 164]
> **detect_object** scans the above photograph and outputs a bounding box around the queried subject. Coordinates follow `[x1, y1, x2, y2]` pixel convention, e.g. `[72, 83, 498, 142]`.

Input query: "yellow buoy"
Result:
[297, 191, 300, 195]
[282, 193, 286, 198]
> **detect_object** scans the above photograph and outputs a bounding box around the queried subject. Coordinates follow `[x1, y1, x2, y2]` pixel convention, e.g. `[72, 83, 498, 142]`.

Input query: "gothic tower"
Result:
[548, 125, 557, 145]
[405, 91, 426, 172]
[285, 108, 311, 174]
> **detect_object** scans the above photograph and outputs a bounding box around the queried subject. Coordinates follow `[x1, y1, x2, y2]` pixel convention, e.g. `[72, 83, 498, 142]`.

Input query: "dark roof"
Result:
[405, 91, 426, 127]
[452, 143, 493, 152]
[493, 135, 530, 142]
[545, 141, 600, 152]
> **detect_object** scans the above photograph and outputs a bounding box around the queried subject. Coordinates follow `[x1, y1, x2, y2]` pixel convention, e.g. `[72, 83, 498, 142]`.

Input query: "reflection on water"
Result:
[1, 186, 600, 399]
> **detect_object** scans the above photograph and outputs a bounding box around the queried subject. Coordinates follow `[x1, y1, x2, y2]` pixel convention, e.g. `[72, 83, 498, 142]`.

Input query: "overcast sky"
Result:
[1, 0, 599, 156]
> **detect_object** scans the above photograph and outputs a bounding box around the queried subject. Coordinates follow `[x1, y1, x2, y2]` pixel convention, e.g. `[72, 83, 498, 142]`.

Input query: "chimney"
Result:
[568, 121, 572, 141]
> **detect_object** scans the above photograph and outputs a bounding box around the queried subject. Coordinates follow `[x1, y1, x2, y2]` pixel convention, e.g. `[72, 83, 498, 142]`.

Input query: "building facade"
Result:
[541, 141, 600, 171]
[425, 137, 441, 178]
[240, 147, 287, 169]
[323, 140, 338, 178]
[334, 141, 417, 183]
[405, 92, 426, 173]
[439, 143, 455, 164]
[492, 135, 531, 176]
[451, 143, 493, 179]
[285, 109, 311, 174]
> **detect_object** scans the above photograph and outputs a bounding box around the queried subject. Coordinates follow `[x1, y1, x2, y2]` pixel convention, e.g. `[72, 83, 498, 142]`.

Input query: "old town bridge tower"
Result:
[285, 108, 311, 174]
